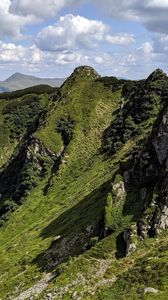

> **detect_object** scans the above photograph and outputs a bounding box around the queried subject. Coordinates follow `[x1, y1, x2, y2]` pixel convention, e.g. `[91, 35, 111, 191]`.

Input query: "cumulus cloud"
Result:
[9, 0, 82, 19]
[0, 1, 82, 39]
[0, 42, 42, 64]
[8, 0, 168, 36]
[0, 38, 167, 81]
[93, 0, 168, 34]
[122, 41, 168, 79]
[0, 0, 36, 38]
[0, 1, 167, 80]
[1, 0, 168, 40]
[125, 42, 154, 67]
[0, 41, 89, 70]
[93, 41, 160, 79]
[36, 14, 135, 51]
[36, 14, 107, 51]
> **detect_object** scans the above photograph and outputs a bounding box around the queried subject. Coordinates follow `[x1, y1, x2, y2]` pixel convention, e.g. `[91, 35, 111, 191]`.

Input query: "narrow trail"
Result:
[13, 272, 55, 300]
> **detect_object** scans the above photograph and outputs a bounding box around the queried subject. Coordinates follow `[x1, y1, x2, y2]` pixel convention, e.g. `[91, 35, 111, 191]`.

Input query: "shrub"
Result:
[57, 116, 76, 145]
[3, 95, 43, 139]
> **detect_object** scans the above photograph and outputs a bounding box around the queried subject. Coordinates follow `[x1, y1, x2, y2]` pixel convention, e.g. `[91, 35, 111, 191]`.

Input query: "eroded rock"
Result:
[123, 226, 137, 256]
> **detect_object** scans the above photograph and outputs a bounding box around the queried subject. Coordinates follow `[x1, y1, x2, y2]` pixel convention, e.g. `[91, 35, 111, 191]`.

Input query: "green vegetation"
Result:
[0, 67, 167, 300]
[57, 116, 76, 146]
[103, 69, 168, 154]
[2, 95, 46, 139]
[0, 84, 56, 100]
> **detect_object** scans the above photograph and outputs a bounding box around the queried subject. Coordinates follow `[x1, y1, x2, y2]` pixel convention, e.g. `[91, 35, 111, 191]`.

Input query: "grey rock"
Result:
[152, 108, 168, 165]
[113, 181, 125, 201]
[123, 227, 137, 256]
[144, 287, 158, 295]
[155, 205, 168, 234]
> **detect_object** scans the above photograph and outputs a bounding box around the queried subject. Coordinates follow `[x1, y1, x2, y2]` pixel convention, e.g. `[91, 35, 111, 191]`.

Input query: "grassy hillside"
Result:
[0, 67, 168, 300]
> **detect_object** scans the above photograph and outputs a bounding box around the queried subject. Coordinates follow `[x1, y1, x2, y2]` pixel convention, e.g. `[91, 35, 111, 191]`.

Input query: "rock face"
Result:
[25, 137, 55, 167]
[152, 107, 168, 165]
[99, 68, 168, 248]
[123, 226, 137, 256]
[103, 175, 126, 237]
[119, 101, 168, 241]
[113, 180, 125, 200]
[150, 108, 168, 234]
[0, 137, 55, 220]
[73, 66, 100, 79]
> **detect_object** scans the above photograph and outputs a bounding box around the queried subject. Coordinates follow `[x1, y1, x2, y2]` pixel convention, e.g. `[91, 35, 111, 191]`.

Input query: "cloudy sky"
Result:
[0, 0, 168, 80]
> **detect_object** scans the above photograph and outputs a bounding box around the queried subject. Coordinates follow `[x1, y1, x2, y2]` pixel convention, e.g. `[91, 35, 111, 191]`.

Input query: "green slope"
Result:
[0, 67, 168, 300]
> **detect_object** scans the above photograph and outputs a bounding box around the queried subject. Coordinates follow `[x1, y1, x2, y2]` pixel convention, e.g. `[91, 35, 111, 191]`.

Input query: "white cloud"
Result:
[0, 42, 42, 64]
[36, 14, 108, 51]
[125, 42, 154, 67]
[0, 38, 167, 81]
[122, 40, 168, 79]
[53, 50, 88, 65]
[139, 42, 153, 55]
[94, 56, 104, 64]
[147, 0, 168, 8]
[36, 14, 135, 51]
[0, 0, 39, 39]
[106, 33, 135, 45]
[9, 0, 82, 19]
[9, 0, 168, 36]
[0, 41, 89, 71]
[0, 1, 82, 39]
[93, 0, 168, 34]
[1, 0, 168, 41]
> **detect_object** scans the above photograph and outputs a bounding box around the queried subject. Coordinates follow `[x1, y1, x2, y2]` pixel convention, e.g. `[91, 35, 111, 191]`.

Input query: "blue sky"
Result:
[0, 0, 168, 80]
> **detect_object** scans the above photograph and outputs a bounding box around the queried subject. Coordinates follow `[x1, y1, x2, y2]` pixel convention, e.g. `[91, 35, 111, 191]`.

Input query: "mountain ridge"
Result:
[0, 72, 66, 92]
[0, 66, 168, 299]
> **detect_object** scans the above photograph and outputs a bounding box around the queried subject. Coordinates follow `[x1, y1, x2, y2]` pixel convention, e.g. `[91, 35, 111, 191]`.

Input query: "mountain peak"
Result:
[0, 73, 65, 91]
[61, 66, 100, 90]
[73, 65, 100, 79]
[5, 72, 24, 81]
[4, 72, 36, 83]
[13, 72, 23, 76]
[147, 68, 167, 82]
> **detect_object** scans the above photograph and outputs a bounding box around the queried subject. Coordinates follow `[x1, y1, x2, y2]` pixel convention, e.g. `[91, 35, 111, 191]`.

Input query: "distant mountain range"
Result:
[0, 72, 66, 92]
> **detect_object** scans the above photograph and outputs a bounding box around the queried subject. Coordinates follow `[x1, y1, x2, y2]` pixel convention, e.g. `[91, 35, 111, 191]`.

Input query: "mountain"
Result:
[0, 66, 168, 299]
[0, 72, 65, 92]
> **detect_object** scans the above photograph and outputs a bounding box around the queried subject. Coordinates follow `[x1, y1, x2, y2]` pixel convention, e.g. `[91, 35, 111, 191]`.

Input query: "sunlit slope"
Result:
[0, 67, 122, 299]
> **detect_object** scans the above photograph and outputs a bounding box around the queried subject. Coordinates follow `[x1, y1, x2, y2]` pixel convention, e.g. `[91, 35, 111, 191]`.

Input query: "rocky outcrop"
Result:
[0, 137, 55, 222]
[123, 226, 137, 256]
[26, 137, 55, 166]
[143, 287, 158, 295]
[61, 66, 100, 92]
[152, 108, 168, 165]
[103, 175, 126, 237]
[119, 101, 168, 242]
[72, 66, 100, 79]
[112, 180, 125, 201]
[155, 205, 168, 233]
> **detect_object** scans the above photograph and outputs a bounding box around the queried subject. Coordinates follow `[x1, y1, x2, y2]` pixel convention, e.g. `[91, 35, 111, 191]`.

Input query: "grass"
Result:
[0, 68, 167, 300]
[0, 69, 124, 299]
